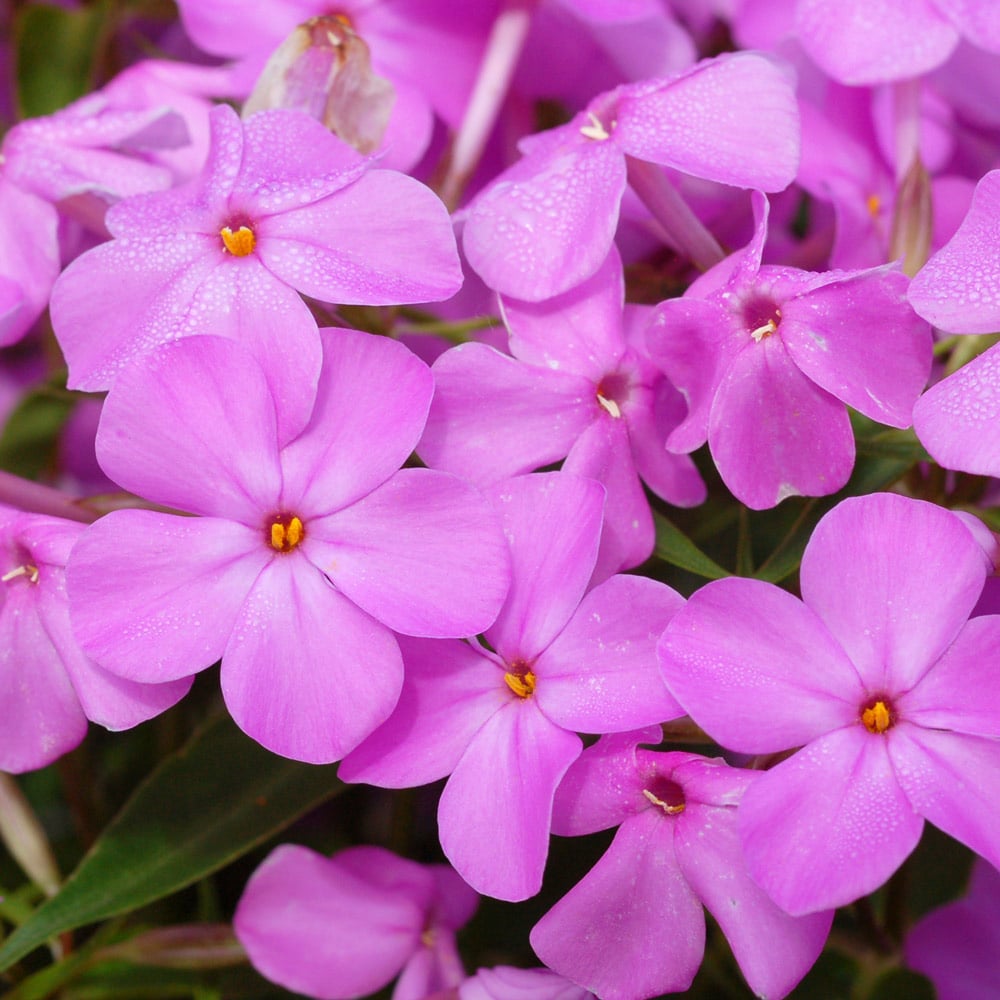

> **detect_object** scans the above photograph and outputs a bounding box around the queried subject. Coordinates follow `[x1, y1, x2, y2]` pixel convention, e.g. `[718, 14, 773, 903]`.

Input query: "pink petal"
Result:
[936, 0, 1000, 52]
[281, 328, 434, 515]
[484, 474, 604, 663]
[659, 576, 863, 754]
[708, 335, 854, 509]
[537, 574, 684, 732]
[234, 844, 422, 1000]
[675, 793, 831, 999]
[889, 725, 1000, 872]
[418, 344, 596, 483]
[462, 141, 628, 302]
[461, 966, 595, 1000]
[739, 727, 923, 915]
[780, 267, 932, 427]
[530, 809, 705, 998]
[799, 494, 987, 692]
[795, 0, 958, 83]
[307, 469, 509, 639]
[439, 699, 580, 901]
[68, 511, 267, 684]
[339, 636, 504, 789]
[258, 170, 461, 304]
[913, 343, 1000, 476]
[499, 248, 627, 381]
[615, 53, 799, 191]
[221, 556, 403, 763]
[96, 336, 283, 522]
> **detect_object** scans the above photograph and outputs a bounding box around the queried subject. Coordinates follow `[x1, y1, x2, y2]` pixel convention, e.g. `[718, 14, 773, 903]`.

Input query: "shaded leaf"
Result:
[653, 509, 729, 580]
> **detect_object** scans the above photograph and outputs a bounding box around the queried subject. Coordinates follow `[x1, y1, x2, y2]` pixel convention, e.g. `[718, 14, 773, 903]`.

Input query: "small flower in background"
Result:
[659, 492, 1000, 915]
[234, 844, 476, 1000]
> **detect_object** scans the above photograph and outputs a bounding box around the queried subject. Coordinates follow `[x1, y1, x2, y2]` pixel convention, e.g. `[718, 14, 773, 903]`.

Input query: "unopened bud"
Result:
[889, 155, 932, 278]
[243, 16, 395, 155]
[0, 773, 61, 897]
[95, 924, 245, 969]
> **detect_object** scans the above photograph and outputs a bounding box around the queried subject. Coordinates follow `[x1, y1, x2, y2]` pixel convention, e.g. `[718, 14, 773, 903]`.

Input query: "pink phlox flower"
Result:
[460, 966, 595, 1000]
[418, 248, 705, 582]
[793, 0, 1000, 85]
[234, 843, 476, 1000]
[659, 492, 1000, 916]
[67, 331, 510, 764]
[646, 191, 932, 508]
[530, 728, 831, 1000]
[49, 103, 461, 437]
[460, 50, 800, 301]
[905, 859, 1000, 998]
[0, 504, 191, 773]
[340, 473, 685, 901]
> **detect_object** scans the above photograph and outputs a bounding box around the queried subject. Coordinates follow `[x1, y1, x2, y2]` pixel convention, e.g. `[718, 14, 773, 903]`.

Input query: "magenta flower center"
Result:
[220, 224, 256, 257]
[742, 294, 782, 343]
[267, 513, 305, 553]
[595, 371, 630, 419]
[861, 695, 895, 734]
[642, 774, 686, 815]
[503, 659, 536, 698]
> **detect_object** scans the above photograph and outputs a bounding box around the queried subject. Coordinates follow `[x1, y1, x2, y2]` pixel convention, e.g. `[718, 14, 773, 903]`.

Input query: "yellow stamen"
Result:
[580, 111, 610, 142]
[750, 313, 780, 343]
[866, 193, 882, 218]
[220, 225, 256, 257]
[269, 515, 305, 552]
[1, 563, 38, 584]
[504, 670, 536, 698]
[862, 699, 892, 734]
[642, 788, 685, 814]
[597, 393, 621, 418]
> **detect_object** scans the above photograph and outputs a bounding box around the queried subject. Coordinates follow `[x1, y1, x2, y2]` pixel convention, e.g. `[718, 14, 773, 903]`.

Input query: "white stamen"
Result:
[580, 111, 610, 141]
[750, 316, 779, 342]
[597, 393, 622, 418]
[642, 788, 684, 814]
[2, 564, 39, 584]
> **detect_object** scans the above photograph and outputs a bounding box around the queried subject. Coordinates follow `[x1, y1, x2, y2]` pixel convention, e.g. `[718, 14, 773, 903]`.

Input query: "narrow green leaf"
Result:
[14, 3, 108, 117]
[653, 511, 729, 580]
[0, 714, 343, 972]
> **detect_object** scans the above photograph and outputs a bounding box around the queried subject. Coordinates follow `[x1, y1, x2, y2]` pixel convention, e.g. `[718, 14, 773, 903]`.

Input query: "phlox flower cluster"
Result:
[3, 2, 1000, 999]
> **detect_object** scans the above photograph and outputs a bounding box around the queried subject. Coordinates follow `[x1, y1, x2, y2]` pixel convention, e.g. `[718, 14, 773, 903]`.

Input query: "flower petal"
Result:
[739, 727, 923, 915]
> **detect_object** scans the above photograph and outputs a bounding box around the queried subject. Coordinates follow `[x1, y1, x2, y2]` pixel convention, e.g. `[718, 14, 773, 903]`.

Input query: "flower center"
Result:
[743, 294, 782, 343]
[1, 563, 38, 584]
[268, 513, 305, 552]
[220, 225, 256, 257]
[580, 110, 611, 142]
[861, 696, 894, 734]
[595, 372, 629, 419]
[642, 775, 685, 815]
[503, 660, 536, 698]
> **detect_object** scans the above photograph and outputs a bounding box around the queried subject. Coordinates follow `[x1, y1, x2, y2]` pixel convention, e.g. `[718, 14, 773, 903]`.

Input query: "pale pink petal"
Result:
[222, 556, 402, 763]
[418, 344, 596, 484]
[659, 577, 863, 754]
[461, 966, 594, 1000]
[96, 336, 283, 522]
[615, 53, 799, 191]
[530, 809, 705, 998]
[800, 493, 987, 692]
[462, 141, 628, 302]
[306, 469, 510, 639]
[708, 335, 854, 509]
[936, 0, 1000, 52]
[485, 474, 604, 663]
[234, 843, 422, 1000]
[258, 170, 461, 304]
[780, 267, 932, 427]
[739, 728, 923, 915]
[913, 343, 1000, 476]
[439, 700, 581, 901]
[339, 636, 504, 788]
[537, 575, 684, 733]
[889, 725, 1000, 872]
[795, 0, 958, 83]
[68, 512, 267, 684]
[281, 328, 433, 514]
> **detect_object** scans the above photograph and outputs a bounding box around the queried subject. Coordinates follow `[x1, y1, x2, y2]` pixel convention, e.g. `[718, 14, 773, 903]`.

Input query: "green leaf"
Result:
[14, 3, 109, 118]
[0, 383, 76, 480]
[0, 714, 343, 973]
[653, 510, 729, 580]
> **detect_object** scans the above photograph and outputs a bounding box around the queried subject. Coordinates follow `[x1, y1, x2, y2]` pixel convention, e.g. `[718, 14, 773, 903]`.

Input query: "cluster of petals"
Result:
[0, 504, 190, 773]
[419, 249, 704, 580]
[66, 331, 509, 764]
[234, 843, 476, 1000]
[659, 492, 1000, 915]
[647, 193, 932, 508]
[340, 472, 684, 901]
[531, 727, 831, 1000]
